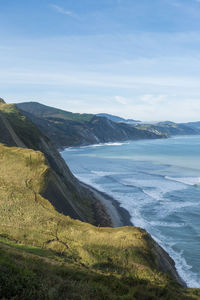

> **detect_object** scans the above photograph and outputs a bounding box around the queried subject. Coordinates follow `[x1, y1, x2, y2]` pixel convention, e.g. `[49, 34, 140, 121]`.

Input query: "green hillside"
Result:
[0, 144, 199, 299]
[16, 101, 94, 123]
[135, 121, 199, 136]
[0, 101, 199, 299]
[0, 101, 112, 227]
[16, 102, 167, 148]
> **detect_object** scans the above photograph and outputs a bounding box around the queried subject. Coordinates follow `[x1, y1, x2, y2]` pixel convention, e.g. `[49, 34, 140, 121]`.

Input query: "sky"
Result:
[1, 0, 200, 122]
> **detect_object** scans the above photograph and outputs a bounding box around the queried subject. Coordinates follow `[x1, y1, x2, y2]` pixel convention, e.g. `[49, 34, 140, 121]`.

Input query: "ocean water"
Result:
[61, 136, 200, 288]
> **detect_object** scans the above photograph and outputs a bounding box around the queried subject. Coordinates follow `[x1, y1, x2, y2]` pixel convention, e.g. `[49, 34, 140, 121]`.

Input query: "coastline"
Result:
[81, 181, 187, 287]
[81, 182, 133, 227]
[61, 144, 188, 287]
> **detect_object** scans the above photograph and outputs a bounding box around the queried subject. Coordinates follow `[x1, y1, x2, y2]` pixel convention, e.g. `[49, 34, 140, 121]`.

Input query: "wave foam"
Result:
[166, 176, 200, 186]
[91, 171, 119, 177]
[74, 172, 200, 287]
[152, 235, 200, 288]
[149, 220, 185, 228]
[90, 142, 129, 148]
[122, 177, 187, 202]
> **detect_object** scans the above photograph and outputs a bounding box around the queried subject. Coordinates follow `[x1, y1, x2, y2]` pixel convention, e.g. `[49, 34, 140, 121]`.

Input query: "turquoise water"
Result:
[61, 136, 200, 287]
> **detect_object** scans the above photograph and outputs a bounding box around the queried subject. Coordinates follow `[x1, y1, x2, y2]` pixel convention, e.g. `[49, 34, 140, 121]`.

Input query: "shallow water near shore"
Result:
[61, 135, 200, 288]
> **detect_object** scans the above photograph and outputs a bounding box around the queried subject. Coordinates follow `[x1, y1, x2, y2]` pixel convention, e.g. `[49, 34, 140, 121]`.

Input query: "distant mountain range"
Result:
[97, 114, 200, 135]
[96, 113, 141, 124]
[16, 102, 200, 149]
[135, 121, 200, 136]
[16, 102, 166, 148]
[183, 121, 200, 131]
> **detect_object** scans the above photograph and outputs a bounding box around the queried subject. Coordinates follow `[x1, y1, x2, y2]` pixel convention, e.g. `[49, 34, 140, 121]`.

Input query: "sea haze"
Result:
[61, 136, 200, 288]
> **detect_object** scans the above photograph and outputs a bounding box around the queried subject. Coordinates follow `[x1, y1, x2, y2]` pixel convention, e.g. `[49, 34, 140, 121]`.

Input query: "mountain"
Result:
[182, 121, 200, 132]
[16, 102, 166, 148]
[96, 113, 141, 124]
[1, 100, 199, 299]
[135, 121, 200, 136]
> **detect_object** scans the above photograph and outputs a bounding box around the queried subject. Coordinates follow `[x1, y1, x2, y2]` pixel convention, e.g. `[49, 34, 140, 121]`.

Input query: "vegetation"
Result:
[0, 142, 200, 299]
[16, 102, 94, 123]
[0, 101, 110, 226]
[0, 102, 42, 149]
[135, 122, 198, 136]
[16, 102, 167, 148]
[1, 237, 199, 300]
[0, 100, 200, 299]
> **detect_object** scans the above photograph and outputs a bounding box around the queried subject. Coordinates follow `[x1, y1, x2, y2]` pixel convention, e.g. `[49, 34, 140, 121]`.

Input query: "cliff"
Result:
[0, 100, 199, 299]
[16, 102, 167, 148]
[0, 101, 111, 226]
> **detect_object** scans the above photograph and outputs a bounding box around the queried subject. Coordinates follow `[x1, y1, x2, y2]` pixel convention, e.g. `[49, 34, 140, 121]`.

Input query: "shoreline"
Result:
[61, 146, 188, 287]
[81, 181, 187, 287]
[81, 182, 133, 227]
[58, 136, 167, 152]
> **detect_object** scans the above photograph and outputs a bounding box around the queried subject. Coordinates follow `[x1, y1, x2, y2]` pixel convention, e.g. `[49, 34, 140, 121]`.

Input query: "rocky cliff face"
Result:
[0, 100, 192, 295]
[16, 102, 167, 148]
[0, 102, 111, 226]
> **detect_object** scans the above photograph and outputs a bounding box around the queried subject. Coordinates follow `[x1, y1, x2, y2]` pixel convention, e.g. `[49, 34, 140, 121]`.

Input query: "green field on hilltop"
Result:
[0, 143, 200, 299]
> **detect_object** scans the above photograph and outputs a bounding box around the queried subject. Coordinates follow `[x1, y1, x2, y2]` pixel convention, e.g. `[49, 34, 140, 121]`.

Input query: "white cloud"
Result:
[114, 96, 129, 104]
[50, 4, 78, 18]
[2, 31, 200, 122]
[1, 69, 200, 90]
[140, 94, 167, 105]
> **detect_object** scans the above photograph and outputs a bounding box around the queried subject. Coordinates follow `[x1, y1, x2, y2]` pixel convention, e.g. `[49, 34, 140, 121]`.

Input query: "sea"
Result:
[61, 135, 200, 288]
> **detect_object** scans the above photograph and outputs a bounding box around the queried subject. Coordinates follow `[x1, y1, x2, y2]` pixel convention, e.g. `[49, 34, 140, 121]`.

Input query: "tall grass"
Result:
[0, 143, 200, 299]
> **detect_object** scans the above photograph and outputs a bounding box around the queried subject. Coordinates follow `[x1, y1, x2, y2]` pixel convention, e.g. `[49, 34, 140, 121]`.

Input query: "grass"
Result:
[0, 143, 200, 299]
[0, 102, 106, 226]
[17, 102, 94, 123]
[0, 102, 42, 149]
[0, 101, 200, 299]
[0, 235, 200, 300]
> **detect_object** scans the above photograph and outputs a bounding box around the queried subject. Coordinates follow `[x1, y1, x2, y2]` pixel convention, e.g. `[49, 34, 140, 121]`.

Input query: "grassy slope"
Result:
[0, 143, 199, 299]
[0, 103, 43, 149]
[0, 102, 112, 227]
[0, 101, 199, 299]
[16, 102, 94, 123]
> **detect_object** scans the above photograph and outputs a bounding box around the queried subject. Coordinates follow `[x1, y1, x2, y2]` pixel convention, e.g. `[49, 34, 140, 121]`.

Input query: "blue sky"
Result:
[1, 0, 200, 121]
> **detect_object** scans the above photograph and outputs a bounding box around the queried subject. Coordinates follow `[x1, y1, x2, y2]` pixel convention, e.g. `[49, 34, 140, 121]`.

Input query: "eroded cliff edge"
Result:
[0, 100, 195, 298]
[0, 101, 111, 227]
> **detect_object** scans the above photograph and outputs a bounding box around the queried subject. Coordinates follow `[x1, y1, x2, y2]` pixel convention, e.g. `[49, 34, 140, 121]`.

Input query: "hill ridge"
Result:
[0, 100, 199, 299]
[16, 101, 166, 148]
[0, 101, 111, 226]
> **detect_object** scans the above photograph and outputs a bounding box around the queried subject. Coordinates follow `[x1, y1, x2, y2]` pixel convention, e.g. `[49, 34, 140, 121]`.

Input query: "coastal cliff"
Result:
[0, 100, 199, 299]
[0, 101, 111, 226]
[16, 102, 167, 148]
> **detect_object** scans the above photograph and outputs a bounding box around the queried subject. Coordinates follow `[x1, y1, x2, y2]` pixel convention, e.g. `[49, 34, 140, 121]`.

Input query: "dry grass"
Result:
[0, 143, 200, 299]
